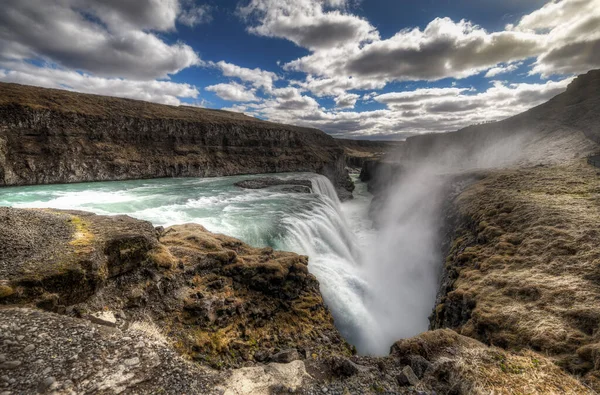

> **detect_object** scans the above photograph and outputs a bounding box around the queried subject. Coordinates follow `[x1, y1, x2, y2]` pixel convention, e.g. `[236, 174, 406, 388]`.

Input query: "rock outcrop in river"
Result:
[0, 82, 353, 198]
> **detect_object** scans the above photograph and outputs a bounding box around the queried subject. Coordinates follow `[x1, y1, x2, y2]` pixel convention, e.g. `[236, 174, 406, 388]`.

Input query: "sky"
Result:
[0, 0, 599, 140]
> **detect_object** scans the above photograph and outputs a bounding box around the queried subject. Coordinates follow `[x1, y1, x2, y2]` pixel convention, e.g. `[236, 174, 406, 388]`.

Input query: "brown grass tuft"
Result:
[434, 160, 600, 390]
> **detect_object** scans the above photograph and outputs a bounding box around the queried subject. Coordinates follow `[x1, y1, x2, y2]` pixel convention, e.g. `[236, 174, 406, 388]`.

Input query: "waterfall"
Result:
[275, 174, 379, 351]
[310, 175, 341, 205]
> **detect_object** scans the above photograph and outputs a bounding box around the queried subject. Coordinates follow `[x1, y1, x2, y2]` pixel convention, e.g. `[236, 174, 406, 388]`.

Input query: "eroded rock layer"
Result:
[0, 82, 352, 197]
[0, 208, 350, 370]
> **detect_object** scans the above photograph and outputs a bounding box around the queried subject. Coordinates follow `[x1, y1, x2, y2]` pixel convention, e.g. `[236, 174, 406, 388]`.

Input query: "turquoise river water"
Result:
[0, 172, 384, 352]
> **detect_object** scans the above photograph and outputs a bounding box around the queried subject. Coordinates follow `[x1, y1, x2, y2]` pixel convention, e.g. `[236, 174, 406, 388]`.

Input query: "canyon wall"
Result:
[0, 82, 352, 198]
[388, 69, 600, 165]
[361, 69, 600, 390]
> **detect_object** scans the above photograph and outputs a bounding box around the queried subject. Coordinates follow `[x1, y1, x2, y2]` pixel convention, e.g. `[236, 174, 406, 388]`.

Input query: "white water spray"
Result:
[276, 175, 380, 351]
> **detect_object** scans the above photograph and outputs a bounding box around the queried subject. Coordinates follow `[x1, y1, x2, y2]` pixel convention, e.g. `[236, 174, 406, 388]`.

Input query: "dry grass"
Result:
[0, 284, 14, 299]
[148, 245, 178, 269]
[454, 347, 592, 394]
[434, 159, 600, 389]
[393, 329, 594, 394]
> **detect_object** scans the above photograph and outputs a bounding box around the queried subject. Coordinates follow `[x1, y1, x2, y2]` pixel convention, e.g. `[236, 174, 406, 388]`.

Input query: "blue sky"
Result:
[170, 0, 549, 107]
[0, 0, 599, 139]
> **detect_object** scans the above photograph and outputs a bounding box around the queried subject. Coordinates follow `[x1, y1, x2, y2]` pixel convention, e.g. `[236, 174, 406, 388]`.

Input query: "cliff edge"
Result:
[0, 208, 590, 394]
[0, 82, 352, 198]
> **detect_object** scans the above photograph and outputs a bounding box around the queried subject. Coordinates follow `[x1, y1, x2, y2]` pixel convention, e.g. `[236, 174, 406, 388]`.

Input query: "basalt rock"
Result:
[234, 177, 312, 191]
[0, 82, 353, 199]
[0, 207, 350, 369]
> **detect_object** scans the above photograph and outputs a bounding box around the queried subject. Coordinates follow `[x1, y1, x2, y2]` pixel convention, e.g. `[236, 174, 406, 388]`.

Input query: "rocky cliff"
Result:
[0, 207, 351, 368]
[335, 138, 402, 168]
[0, 82, 352, 198]
[389, 69, 600, 165]
[360, 69, 600, 391]
[0, 208, 590, 394]
[430, 161, 600, 391]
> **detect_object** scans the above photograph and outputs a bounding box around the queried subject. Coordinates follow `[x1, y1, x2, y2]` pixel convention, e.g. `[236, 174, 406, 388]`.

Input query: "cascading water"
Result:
[279, 175, 379, 350]
[0, 172, 422, 355]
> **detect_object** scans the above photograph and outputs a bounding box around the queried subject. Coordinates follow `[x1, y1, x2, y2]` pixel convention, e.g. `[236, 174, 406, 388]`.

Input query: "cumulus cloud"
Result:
[214, 61, 279, 92]
[251, 0, 600, 101]
[0, 61, 199, 106]
[237, 0, 378, 50]
[293, 74, 387, 97]
[79, 0, 181, 31]
[334, 93, 360, 109]
[283, 16, 543, 86]
[515, 0, 600, 77]
[0, 0, 201, 80]
[343, 18, 540, 81]
[205, 82, 259, 102]
[484, 63, 521, 78]
[178, 3, 213, 27]
[374, 88, 471, 106]
[236, 77, 573, 139]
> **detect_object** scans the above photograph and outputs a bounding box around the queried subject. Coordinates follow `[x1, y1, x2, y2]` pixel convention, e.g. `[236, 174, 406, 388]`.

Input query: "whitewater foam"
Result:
[0, 173, 383, 353]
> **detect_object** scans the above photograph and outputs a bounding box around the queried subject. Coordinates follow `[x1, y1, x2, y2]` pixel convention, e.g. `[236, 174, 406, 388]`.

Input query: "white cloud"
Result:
[0, 61, 199, 106]
[484, 63, 521, 78]
[334, 93, 360, 109]
[80, 0, 181, 31]
[214, 61, 279, 92]
[235, 77, 573, 139]
[205, 82, 259, 102]
[515, 0, 594, 32]
[246, 0, 600, 101]
[374, 87, 470, 106]
[293, 74, 387, 97]
[238, 0, 378, 50]
[517, 0, 600, 77]
[178, 3, 213, 27]
[285, 17, 542, 86]
[0, 0, 201, 80]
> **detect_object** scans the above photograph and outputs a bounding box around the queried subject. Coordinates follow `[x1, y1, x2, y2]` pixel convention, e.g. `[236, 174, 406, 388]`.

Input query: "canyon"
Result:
[0, 82, 354, 200]
[1, 69, 600, 394]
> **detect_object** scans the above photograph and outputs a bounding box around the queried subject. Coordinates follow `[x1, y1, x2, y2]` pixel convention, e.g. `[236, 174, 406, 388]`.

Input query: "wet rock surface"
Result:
[234, 177, 313, 191]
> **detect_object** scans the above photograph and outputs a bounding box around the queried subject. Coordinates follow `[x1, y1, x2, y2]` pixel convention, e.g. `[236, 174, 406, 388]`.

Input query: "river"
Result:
[0, 172, 383, 352]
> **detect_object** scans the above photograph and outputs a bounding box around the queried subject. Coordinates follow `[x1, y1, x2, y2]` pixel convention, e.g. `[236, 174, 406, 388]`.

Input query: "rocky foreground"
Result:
[0, 207, 591, 394]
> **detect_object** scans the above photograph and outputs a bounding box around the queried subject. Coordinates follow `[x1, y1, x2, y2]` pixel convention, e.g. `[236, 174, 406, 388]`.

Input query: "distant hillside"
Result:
[0, 82, 352, 197]
[335, 138, 402, 167]
[393, 69, 600, 165]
